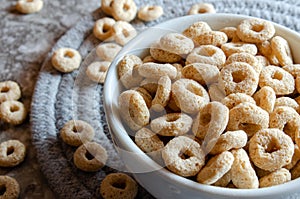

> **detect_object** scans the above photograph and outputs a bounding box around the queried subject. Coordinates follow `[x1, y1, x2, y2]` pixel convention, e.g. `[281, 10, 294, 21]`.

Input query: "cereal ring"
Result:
[151, 75, 171, 112]
[255, 55, 270, 67]
[0, 101, 27, 125]
[181, 63, 219, 86]
[259, 168, 291, 188]
[16, 0, 43, 14]
[162, 136, 205, 177]
[282, 64, 300, 77]
[182, 21, 211, 39]
[101, 0, 114, 16]
[213, 171, 231, 187]
[86, 61, 111, 83]
[186, 45, 226, 69]
[221, 93, 256, 110]
[225, 52, 262, 74]
[150, 113, 193, 136]
[253, 86, 276, 113]
[135, 128, 164, 153]
[73, 142, 107, 172]
[0, 176, 20, 199]
[142, 55, 156, 63]
[112, 21, 137, 46]
[160, 33, 194, 55]
[188, 3, 216, 15]
[138, 5, 163, 21]
[255, 166, 271, 179]
[51, 47, 82, 73]
[96, 43, 122, 62]
[172, 63, 183, 80]
[218, 62, 259, 96]
[210, 130, 248, 155]
[0, 140, 26, 167]
[140, 78, 158, 96]
[227, 102, 269, 137]
[193, 31, 228, 47]
[269, 106, 300, 141]
[0, 81, 21, 103]
[118, 54, 143, 89]
[257, 41, 280, 66]
[197, 151, 234, 185]
[118, 90, 150, 131]
[132, 87, 152, 108]
[259, 65, 295, 95]
[231, 148, 259, 189]
[208, 83, 226, 102]
[60, 120, 95, 147]
[111, 0, 137, 22]
[138, 62, 177, 80]
[149, 41, 182, 63]
[271, 36, 293, 66]
[172, 78, 210, 114]
[275, 97, 300, 113]
[221, 42, 257, 57]
[167, 92, 181, 112]
[100, 173, 138, 199]
[93, 17, 116, 41]
[219, 26, 240, 42]
[249, 128, 294, 171]
[236, 18, 275, 43]
[285, 144, 300, 170]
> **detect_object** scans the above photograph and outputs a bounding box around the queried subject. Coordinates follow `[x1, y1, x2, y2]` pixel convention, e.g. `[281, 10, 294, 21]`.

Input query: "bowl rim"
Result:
[103, 13, 300, 197]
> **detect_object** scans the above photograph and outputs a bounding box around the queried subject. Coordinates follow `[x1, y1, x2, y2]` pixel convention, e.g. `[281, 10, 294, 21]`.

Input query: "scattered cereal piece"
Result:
[101, 0, 114, 16]
[111, 0, 137, 22]
[259, 168, 291, 188]
[0, 81, 21, 103]
[93, 17, 116, 41]
[138, 5, 163, 21]
[0, 175, 20, 199]
[112, 21, 137, 46]
[51, 47, 82, 73]
[16, 0, 43, 14]
[0, 140, 26, 167]
[0, 100, 27, 125]
[86, 61, 111, 83]
[96, 43, 122, 62]
[188, 3, 216, 15]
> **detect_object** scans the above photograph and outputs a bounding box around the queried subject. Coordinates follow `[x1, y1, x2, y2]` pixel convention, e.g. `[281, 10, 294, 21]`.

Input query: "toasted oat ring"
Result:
[256, 55, 270, 67]
[142, 55, 156, 63]
[0, 176, 20, 199]
[132, 87, 152, 108]
[275, 97, 300, 113]
[151, 75, 171, 112]
[111, 0, 137, 22]
[172, 78, 210, 114]
[221, 93, 256, 110]
[285, 144, 300, 170]
[282, 64, 300, 77]
[271, 36, 293, 66]
[257, 41, 280, 66]
[0, 140, 26, 167]
[149, 41, 182, 63]
[100, 173, 138, 199]
[93, 17, 116, 41]
[138, 5, 163, 21]
[225, 52, 262, 74]
[259, 168, 291, 188]
[231, 149, 259, 189]
[182, 21, 211, 39]
[73, 142, 107, 172]
[218, 62, 259, 96]
[101, 0, 114, 16]
[140, 78, 158, 96]
[219, 26, 240, 42]
[182, 63, 219, 86]
[112, 21, 137, 46]
[188, 3, 216, 15]
[16, 0, 43, 14]
[259, 65, 294, 95]
[60, 120, 95, 147]
[150, 113, 193, 136]
[118, 90, 150, 131]
[253, 86, 276, 113]
[138, 62, 177, 80]
[86, 61, 111, 83]
[135, 128, 164, 153]
[162, 136, 205, 177]
[193, 31, 228, 47]
[210, 130, 248, 155]
[236, 18, 275, 43]
[227, 102, 269, 137]
[208, 83, 226, 102]
[186, 45, 226, 69]
[160, 33, 194, 55]
[249, 128, 294, 171]
[0, 101, 27, 125]
[269, 106, 300, 142]
[96, 43, 122, 62]
[197, 151, 234, 185]
[213, 171, 232, 187]
[0, 81, 21, 103]
[51, 47, 82, 73]
[221, 42, 257, 57]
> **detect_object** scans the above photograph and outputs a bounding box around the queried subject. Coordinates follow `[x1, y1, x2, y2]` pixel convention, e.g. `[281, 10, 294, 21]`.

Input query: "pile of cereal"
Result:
[117, 17, 300, 189]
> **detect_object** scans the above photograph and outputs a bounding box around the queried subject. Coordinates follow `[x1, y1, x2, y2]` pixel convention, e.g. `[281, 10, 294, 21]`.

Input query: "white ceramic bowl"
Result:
[103, 13, 300, 199]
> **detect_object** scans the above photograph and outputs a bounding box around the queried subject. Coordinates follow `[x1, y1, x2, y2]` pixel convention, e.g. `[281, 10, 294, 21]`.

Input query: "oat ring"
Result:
[160, 33, 194, 55]
[51, 47, 82, 73]
[0, 176, 20, 199]
[138, 5, 163, 21]
[0, 140, 26, 167]
[93, 17, 116, 42]
[0, 100, 27, 125]
[111, 0, 137, 22]
[0, 81, 21, 103]
[151, 75, 171, 112]
[16, 0, 43, 14]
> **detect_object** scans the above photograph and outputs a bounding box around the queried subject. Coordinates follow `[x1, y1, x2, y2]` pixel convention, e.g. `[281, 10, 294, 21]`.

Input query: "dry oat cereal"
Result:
[138, 5, 163, 22]
[101, 0, 114, 16]
[149, 41, 182, 63]
[225, 52, 262, 74]
[96, 43, 122, 62]
[112, 21, 137, 46]
[291, 161, 300, 180]
[259, 168, 291, 188]
[162, 136, 205, 177]
[0, 100, 27, 125]
[0, 81, 21, 103]
[0, 140, 26, 167]
[150, 113, 193, 136]
[188, 3, 216, 15]
[285, 144, 300, 170]
[221, 42, 258, 57]
[255, 55, 270, 66]
[51, 47, 82, 73]
[160, 33, 194, 55]
[219, 26, 240, 42]
[221, 92, 256, 110]
[213, 171, 232, 187]
[282, 64, 300, 77]
[133, 87, 152, 108]
[208, 83, 226, 102]
[193, 31, 228, 47]
[138, 62, 177, 80]
[60, 120, 95, 147]
[16, 0, 43, 14]
[0, 175, 20, 199]
[253, 86, 276, 113]
[183, 21, 212, 39]
[86, 61, 111, 83]
[93, 17, 116, 41]
[100, 173, 138, 199]
[249, 128, 294, 171]
[142, 55, 156, 63]
[257, 41, 280, 66]
[111, 0, 137, 22]
[140, 78, 158, 96]
[151, 75, 171, 112]
[275, 97, 300, 113]
[73, 142, 108, 172]
[271, 36, 293, 66]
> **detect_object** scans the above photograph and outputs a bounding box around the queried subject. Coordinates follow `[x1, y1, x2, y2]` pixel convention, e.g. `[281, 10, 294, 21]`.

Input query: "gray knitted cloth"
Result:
[31, 0, 300, 198]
